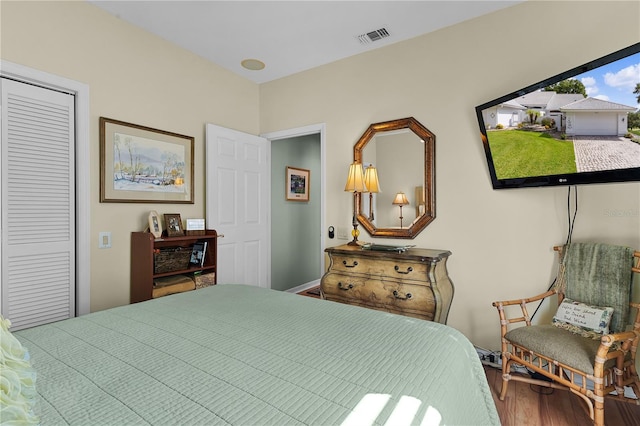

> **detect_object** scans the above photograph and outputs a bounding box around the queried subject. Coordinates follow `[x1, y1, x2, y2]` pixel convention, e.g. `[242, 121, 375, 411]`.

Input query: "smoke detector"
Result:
[357, 28, 390, 44]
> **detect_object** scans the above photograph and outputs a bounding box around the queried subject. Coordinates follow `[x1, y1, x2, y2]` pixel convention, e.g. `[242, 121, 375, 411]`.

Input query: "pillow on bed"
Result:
[552, 298, 613, 340]
[0, 315, 39, 425]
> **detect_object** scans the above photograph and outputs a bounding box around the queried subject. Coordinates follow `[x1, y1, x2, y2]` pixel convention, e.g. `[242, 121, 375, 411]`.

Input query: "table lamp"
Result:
[344, 162, 367, 245]
[363, 164, 380, 221]
[392, 192, 409, 228]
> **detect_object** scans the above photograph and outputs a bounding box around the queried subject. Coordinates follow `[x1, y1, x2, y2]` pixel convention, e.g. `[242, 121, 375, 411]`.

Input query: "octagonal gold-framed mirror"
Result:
[355, 117, 435, 239]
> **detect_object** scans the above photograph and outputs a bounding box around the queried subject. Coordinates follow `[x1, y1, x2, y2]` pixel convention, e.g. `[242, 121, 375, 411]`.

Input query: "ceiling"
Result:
[89, 1, 523, 84]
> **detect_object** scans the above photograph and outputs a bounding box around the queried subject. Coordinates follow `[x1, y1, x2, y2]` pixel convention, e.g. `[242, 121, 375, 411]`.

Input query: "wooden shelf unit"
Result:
[130, 230, 218, 303]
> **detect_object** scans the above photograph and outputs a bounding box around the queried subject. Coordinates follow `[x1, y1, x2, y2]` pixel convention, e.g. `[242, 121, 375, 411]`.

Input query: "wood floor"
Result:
[298, 286, 322, 298]
[484, 366, 640, 425]
[297, 288, 640, 425]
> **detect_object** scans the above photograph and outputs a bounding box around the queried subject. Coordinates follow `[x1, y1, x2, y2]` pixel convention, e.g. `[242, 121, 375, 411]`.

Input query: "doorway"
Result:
[262, 124, 326, 293]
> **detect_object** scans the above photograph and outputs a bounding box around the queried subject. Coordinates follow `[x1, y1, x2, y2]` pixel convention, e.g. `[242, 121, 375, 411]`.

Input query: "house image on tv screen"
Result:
[482, 91, 636, 137]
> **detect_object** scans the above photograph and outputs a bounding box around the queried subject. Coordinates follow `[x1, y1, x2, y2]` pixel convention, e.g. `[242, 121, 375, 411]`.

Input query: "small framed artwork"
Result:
[148, 210, 162, 238]
[164, 213, 184, 237]
[286, 166, 310, 202]
[99, 117, 194, 204]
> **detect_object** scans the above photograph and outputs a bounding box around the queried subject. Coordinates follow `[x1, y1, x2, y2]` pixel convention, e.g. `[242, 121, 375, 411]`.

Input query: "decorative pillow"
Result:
[0, 315, 39, 425]
[552, 298, 614, 340]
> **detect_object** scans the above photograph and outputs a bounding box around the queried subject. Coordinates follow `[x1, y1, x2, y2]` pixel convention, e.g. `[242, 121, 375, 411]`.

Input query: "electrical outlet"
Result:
[99, 231, 112, 249]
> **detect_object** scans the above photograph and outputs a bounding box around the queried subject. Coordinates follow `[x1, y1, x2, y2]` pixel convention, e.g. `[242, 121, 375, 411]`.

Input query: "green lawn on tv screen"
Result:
[487, 130, 577, 179]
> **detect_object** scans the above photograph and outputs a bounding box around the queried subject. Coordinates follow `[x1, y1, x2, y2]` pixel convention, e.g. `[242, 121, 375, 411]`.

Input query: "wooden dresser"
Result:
[320, 244, 454, 324]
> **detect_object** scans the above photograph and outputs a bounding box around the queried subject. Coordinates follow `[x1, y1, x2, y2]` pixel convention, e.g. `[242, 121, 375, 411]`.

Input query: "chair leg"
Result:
[499, 356, 510, 401]
[632, 374, 640, 399]
[593, 398, 605, 426]
[629, 361, 640, 399]
[593, 371, 606, 426]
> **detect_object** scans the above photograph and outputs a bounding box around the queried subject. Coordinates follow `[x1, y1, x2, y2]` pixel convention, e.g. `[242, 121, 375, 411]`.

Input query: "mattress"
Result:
[15, 284, 499, 425]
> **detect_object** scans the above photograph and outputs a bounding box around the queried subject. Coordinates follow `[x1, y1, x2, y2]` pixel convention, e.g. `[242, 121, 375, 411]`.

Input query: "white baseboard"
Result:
[285, 279, 321, 294]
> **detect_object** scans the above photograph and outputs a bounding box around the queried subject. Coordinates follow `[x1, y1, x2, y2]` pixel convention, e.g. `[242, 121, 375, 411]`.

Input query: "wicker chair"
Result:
[492, 243, 640, 426]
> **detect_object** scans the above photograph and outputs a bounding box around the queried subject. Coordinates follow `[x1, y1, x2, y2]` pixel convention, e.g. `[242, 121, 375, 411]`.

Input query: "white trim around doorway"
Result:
[261, 123, 327, 277]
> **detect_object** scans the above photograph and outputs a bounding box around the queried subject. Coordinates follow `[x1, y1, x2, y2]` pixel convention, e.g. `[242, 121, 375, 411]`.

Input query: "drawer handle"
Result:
[394, 265, 413, 274]
[338, 282, 354, 291]
[342, 260, 358, 268]
[393, 290, 412, 300]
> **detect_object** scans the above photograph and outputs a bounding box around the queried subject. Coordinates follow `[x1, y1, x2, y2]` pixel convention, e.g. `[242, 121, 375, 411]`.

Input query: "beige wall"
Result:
[1, 1, 260, 312]
[2, 1, 639, 351]
[259, 0, 640, 350]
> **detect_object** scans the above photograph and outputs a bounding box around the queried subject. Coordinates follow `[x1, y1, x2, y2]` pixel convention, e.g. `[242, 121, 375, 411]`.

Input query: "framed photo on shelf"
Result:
[100, 117, 194, 203]
[286, 166, 310, 202]
[148, 210, 162, 238]
[164, 213, 184, 237]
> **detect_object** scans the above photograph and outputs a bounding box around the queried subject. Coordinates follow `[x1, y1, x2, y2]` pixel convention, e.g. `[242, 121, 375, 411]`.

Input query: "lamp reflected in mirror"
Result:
[344, 162, 367, 246]
[363, 164, 380, 221]
[415, 186, 425, 217]
[392, 192, 409, 228]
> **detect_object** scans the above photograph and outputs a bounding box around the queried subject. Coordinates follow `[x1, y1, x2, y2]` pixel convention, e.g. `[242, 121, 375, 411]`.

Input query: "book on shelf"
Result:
[190, 241, 207, 267]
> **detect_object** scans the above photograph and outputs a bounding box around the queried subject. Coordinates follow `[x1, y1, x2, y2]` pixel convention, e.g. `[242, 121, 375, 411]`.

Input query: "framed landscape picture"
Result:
[100, 117, 194, 203]
[286, 166, 310, 202]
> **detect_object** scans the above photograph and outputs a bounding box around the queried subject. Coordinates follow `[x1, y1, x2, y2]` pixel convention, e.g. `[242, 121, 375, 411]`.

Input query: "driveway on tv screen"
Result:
[573, 135, 640, 172]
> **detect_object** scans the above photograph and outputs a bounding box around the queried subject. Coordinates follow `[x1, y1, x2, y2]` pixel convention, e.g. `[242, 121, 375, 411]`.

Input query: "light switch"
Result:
[99, 231, 112, 249]
[336, 227, 349, 240]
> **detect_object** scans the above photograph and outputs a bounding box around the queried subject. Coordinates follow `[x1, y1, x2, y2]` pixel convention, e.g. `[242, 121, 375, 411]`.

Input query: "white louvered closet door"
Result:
[1, 78, 75, 330]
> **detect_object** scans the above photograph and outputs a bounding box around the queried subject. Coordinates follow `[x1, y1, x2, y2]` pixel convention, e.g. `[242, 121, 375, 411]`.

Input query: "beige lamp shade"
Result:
[344, 162, 368, 193]
[345, 162, 367, 246]
[363, 165, 380, 193]
[392, 192, 409, 205]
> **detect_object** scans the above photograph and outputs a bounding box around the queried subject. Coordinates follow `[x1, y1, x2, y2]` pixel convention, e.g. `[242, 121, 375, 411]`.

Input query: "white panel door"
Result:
[1, 78, 75, 330]
[205, 124, 269, 287]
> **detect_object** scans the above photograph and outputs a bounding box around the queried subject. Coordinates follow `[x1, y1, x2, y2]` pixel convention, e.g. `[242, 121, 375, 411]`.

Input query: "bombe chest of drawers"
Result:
[320, 244, 454, 324]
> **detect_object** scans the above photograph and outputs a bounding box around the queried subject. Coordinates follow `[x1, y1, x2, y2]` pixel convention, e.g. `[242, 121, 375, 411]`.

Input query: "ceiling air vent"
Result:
[357, 28, 390, 45]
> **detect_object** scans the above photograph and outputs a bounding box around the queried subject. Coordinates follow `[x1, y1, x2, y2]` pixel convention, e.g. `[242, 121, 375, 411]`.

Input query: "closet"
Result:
[0, 78, 76, 330]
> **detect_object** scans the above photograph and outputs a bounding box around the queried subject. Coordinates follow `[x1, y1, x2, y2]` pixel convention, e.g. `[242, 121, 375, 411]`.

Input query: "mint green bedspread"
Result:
[15, 284, 498, 425]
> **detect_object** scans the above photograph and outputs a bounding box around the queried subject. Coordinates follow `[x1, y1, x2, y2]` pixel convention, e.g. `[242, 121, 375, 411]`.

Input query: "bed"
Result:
[9, 284, 499, 425]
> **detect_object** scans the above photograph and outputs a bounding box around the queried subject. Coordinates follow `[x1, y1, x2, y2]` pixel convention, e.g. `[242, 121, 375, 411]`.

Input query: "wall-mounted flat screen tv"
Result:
[476, 42, 640, 189]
